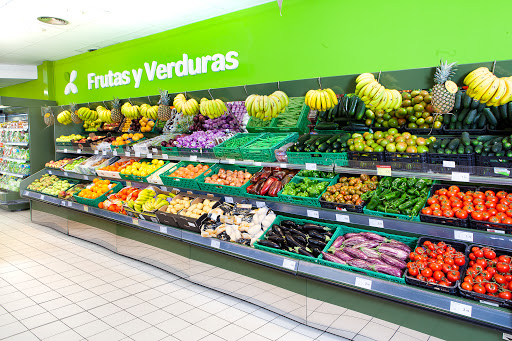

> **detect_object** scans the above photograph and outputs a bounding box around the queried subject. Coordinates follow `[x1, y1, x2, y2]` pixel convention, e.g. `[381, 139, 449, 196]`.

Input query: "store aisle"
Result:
[0, 210, 351, 341]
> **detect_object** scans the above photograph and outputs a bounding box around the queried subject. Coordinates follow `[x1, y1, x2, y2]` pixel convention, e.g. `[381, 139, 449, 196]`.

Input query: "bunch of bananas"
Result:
[355, 73, 402, 111]
[121, 102, 141, 119]
[464, 67, 512, 106]
[199, 98, 227, 119]
[142, 196, 168, 212]
[305, 88, 337, 111]
[96, 106, 113, 123]
[76, 107, 98, 121]
[173, 94, 200, 116]
[125, 188, 171, 212]
[245, 91, 290, 121]
[57, 110, 72, 125]
[140, 104, 159, 120]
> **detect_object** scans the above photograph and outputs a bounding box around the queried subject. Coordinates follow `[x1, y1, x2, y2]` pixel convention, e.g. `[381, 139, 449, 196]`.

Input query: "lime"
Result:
[366, 110, 375, 119]
[433, 121, 442, 129]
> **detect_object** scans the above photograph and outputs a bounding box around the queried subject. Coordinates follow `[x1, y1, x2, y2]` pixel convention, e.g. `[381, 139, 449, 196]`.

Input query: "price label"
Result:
[190, 155, 198, 161]
[126, 181, 132, 187]
[125, 152, 130, 157]
[282, 259, 296, 270]
[188, 222, 195, 227]
[150, 217, 158, 223]
[280, 163, 287, 169]
[132, 218, 139, 225]
[305, 163, 317, 170]
[147, 153, 153, 158]
[135, 152, 141, 157]
[451, 172, 470, 182]
[67, 201, 72, 207]
[336, 214, 350, 223]
[227, 159, 236, 164]
[152, 148, 158, 154]
[443, 160, 456, 168]
[40, 195, 44, 200]
[354, 277, 372, 290]
[369, 218, 384, 228]
[488, 229, 506, 234]
[48, 170, 52, 175]
[449, 301, 472, 317]
[376, 165, 392, 176]
[159, 225, 166, 233]
[83, 205, 89, 212]
[63, 172, 68, 176]
[494, 167, 510, 176]
[307, 210, 319, 218]
[162, 154, 169, 159]
[109, 151, 114, 156]
[61, 200, 66, 206]
[224, 197, 234, 203]
[253, 161, 262, 166]
[77, 149, 82, 154]
[23, 190, 28, 196]
[454, 230, 473, 242]
[161, 186, 168, 192]
[94, 150, 99, 155]
[211, 239, 221, 248]
[256, 201, 266, 208]
[480, 300, 499, 307]
[64, 149, 68, 153]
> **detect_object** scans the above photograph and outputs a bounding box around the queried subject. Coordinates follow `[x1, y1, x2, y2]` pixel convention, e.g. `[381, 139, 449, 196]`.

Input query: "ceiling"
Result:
[0, 0, 274, 66]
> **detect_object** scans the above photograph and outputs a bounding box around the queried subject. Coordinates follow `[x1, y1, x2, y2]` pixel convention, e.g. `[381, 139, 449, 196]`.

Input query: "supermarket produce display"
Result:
[20, 61, 512, 338]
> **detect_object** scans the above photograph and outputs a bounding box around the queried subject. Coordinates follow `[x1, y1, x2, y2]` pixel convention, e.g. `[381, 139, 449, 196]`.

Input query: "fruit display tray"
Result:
[196, 164, 262, 197]
[213, 133, 265, 160]
[159, 161, 213, 190]
[73, 181, 123, 207]
[242, 132, 298, 162]
[119, 159, 169, 183]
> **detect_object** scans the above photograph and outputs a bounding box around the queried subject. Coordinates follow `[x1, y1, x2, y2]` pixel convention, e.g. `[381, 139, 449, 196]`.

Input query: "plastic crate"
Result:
[120, 159, 169, 183]
[196, 164, 262, 196]
[467, 186, 512, 234]
[110, 138, 146, 153]
[286, 151, 348, 166]
[428, 153, 476, 174]
[476, 154, 512, 168]
[405, 237, 468, 294]
[296, 170, 338, 179]
[443, 126, 486, 135]
[55, 141, 73, 147]
[161, 146, 179, 157]
[347, 151, 385, 163]
[159, 161, 213, 190]
[419, 184, 476, 228]
[384, 152, 428, 171]
[318, 226, 417, 284]
[38, 179, 80, 197]
[244, 192, 282, 202]
[254, 215, 337, 263]
[269, 102, 309, 134]
[246, 116, 272, 133]
[363, 207, 420, 221]
[319, 197, 365, 213]
[277, 176, 335, 207]
[213, 133, 264, 159]
[404, 128, 443, 136]
[242, 133, 298, 162]
[459, 244, 512, 308]
[178, 147, 215, 158]
[73, 181, 123, 207]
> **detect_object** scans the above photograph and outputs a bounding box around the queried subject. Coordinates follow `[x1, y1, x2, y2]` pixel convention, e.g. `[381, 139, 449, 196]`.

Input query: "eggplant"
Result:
[273, 170, 287, 180]
[296, 247, 314, 257]
[312, 248, 322, 257]
[343, 236, 369, 246]
[359, 247, 381, 259]
[368, 264, 402, 277]
[268, 235, 285, 245]
[285, 233, 305, 248]
[352, 240, 380, 249]
[308, 238, 327, 249]
[334, 250, 353, 261]
[348, 259, 370, 269]
[322, 252, 347, 264]
[380, 253, 407, 269]
[281, 220, 298, 229]
[290, 228, 308, 240]
[294, 234, 307, 245]
[258, 240, 280, 248]
[309, 230, 329, 241]
[344, 233, 364, 239]
[272, 224, 285, 237]
[344, 247, 369, 260]
[281, 173, 294, 185]
[377, 245, 409, 261]
[367, 258, 387, 266]
[387, 240, 412, 253]
[332, 236, 345, 248]
[303, 223, 330, 232]
[360, 232, 388, 242]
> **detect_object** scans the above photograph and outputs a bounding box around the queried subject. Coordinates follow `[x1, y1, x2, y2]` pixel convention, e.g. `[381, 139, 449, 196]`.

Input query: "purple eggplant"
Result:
[360, 232, 388, 242]
[368, 264, 402, 277]
[334, 250, 353, 262]
[376, 245, 409, 261]
[344, 247, 369, 260]
[380, 253, 407, 269]
[366, 258, 387, 266]
[343, 236, 368, 246]
[344, 233, 364, 239]
[353, 240, 380, 249]
[348, 259, 370, 269]
[359, 247, 381, 259]
[322, 252, 347, 265]
[387, 240, 412, 252]
[332, 236, 345, 248]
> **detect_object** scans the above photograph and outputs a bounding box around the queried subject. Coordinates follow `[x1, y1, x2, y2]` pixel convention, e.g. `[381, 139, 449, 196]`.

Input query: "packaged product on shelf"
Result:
[46, 158, 73, 169]
[99, 187, 142, 214]
[124, 186, 178, 220]
[246, 167, 298, 199]
[0, 175, 21, 192]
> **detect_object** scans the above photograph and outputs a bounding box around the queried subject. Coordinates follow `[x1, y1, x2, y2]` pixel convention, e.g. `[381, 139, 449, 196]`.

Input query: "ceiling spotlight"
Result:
[37, 16, 69, 25]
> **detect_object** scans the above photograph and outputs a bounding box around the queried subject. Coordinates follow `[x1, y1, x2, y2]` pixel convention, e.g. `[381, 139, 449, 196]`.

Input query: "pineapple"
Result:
[157, 89, 172, 121]
[70, 103, 82, 124]
[43, 107, 54, 127]
[431, 61, 457, 114]
[111, 97, 123, 123]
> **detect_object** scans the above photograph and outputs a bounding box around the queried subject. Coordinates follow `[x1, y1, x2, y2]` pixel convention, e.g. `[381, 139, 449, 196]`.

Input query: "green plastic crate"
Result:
[244, 192, 282, 202]
[196, 164, 262, 196]
[277, 176, 336, 207]
[287, 151, 348, 166]
[213, 133, 265, 159]
[161, 146, 179, 157]
[363, 207, 420, 221]
[110, 138, 146, 153]
[35, 179, 80, 197]
[159, 161, 213, 190]
[73, 180, 123, 207]
[254, 215, 338, 263]
[120, 159, 169, 183]
[318, 226, 418, 284]
[246, 116, 272, 133]
[268, 102, 309, 134]
[242, 132, 298, 162]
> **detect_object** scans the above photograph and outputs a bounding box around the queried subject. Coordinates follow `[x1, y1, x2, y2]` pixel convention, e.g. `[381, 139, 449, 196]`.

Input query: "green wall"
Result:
[0, 62, 54, 100]
[2, 0, 512, 104]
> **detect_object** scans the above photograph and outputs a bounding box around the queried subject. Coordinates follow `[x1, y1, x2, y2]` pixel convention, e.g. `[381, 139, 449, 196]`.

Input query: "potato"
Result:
[203, 199, 210, 206]
[184, 201, 190, 208]
[197, 203, 204, 209]
[171, 208, 177, 214]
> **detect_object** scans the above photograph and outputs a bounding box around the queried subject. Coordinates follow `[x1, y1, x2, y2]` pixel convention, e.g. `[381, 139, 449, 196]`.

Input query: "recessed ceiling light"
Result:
[37, 16, 69, 25]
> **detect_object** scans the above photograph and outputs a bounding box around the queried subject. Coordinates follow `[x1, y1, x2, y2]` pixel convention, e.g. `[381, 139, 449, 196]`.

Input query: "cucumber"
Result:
[471, 139, 480, 146]
[470, 120, 478, 129]
[451, 112, 458, 123]
[432, 140, 440, 149]
[457, 145, 465, 154]
[465, 145, 474, 153]
[475, 145, 483, 154]
[348, 96, 357, 116]
[507, 150, 512, 157]
[437, 148, 445, 154]
[458, 108, 470, 122]
[484, 137, 502, 147]
[471, 98, 480, 109]
[454, 91, 462, 111]
[326, 134, 341, 145]
[477, 113, 487, 128]
[477, 101, 486, 112]
[483, 108, 498, 126]
[492, 143, 503, 153]
[484, 145, 492, 152]
[455, 121, 462, 129]
[465, 109, 477, 125]
[445, 149, 452, 155]
[461, 132, 471, 146]
[463, 93, 472, 108]
[317, 142, 329, 152]
[449, 122, 456, 129]
[440, 138, 451, 148]
[473, 113, 482, 128]
[491, 106, 501, 122]
[355, 99, 366, 120]
[477, 135, 496, 142]
[508, 102, 512, 118]
[496, 152, 505, 157]
[447, 138, 460, 151]
[499, 104, 508, 121]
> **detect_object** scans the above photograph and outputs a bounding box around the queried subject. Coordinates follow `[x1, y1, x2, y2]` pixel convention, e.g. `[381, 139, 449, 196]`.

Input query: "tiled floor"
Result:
[0, 210, 441, 341]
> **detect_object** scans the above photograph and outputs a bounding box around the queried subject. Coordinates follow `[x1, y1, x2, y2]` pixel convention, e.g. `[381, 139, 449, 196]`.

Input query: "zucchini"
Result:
[458, 108, 470, 122]
[470, 98, 480, 109]
[463, 92, 472, 108]
[454, 91, 462, 111]
[483, 108, 498, 126]
[465, 109, 477, 125]
[440, 138, 451, 148]
[447, 138, 460, 150]
[499, 104, 508, 121]
[355, 98, 366, 120]
[461, 132, 471, 146]
[465, 145, 474, 153]
[315, 122, 339, 130]
[317, 142, 329, 152]
[297, 134, 311, 145]
[326, 134, 341, 145]
[305, 136, 320, 146]
[348, 96, 357, 116]
[314, 136, 331, 146]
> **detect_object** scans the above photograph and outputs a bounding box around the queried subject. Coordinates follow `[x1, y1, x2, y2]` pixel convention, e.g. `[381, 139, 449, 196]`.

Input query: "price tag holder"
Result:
[354, 277, 372, 290]
[480, 300, 499, 307]
[162, 154, 169, 159]
[280, 163, 287, 169]
[48, 170, 52, 175]
[376, 165, 391, 176]
[305, 163, 317, 170]
[126, 181, 132, 187]
[190, 155, 198, 161]
[454, 230, 473, 242]
[135, 152, 141, 157]
[336, 214, 350, 223]
[494, 167, 510, 176]
[282, 259, 296, 271]
[152, 148, 158, 154]
[111, 150, 116, 156]
[76, 149, 82, 154]
[125, 152, 130, 157]
[147, 153, 153, 158]
[256, 201, 266, 208]
[67, 201, 72, 207]
[159, 225, 167, 233]
[369, 218, 384, 228]
[83, 205, 89, 212]
[224, 197, 234, 203]
[161, 186, 168, 192]
[451, 172, 470, 182]
[94, 150, 99, 155]
[307, 210, 319, 218]
[211, 239, 221, 249]
[64, 149, 68, 153]
[449, 301, 472, 317]
[63, 172, 68, 176]
[132, 218, 139, 225]
[443, 160, 456, 168]
[61, 200, 66, 206]
[488, 229, 506, 234]
[227, 159, 236, 164]
[39, 194, 44, 200]
[253, 161, 262, 167]
[23, 190, 28, 196]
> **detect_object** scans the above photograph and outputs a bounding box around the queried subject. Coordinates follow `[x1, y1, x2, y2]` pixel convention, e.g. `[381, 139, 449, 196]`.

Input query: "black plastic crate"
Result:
[319, 198, 364, 213]
[405, 236, 468, 295]
[347, 151, 386, 170]
[458, 244, 512, 308]
[467, 186, 512, 234]
[428, 153, 476, 174]
[404, 128, 443, 136]
[476, 154, 512, 168]
[419, 184, 476, 228]
[385, 151, 428, 171]
[370, 125, 405, 133]
[443, 126, 487, 135]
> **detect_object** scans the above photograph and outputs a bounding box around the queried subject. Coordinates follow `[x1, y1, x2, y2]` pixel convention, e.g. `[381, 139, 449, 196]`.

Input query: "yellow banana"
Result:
[464, 67, 491, 85]
[325, 88, 338, 106]
[489, 78, 507, 106]
[324, 90, 332, 109]
[480, 77, 500, 104]
[499, 78, 512, 105]
[472, 75, 496, 101]
[356, 73, 375, 84]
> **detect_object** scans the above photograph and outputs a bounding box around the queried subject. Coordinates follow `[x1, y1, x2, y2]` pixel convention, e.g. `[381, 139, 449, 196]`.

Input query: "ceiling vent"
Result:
[37, 17, 69, 25]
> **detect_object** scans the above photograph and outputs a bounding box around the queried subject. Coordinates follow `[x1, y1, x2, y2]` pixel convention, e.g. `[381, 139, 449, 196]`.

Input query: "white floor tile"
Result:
[50, 303, 84, 319]
[131, 326, 168, 341]
[74, 319, 111, 338]
[43, 329, 83, 341]
[89, 302, 123, 318]
[213, 323, 250, 341]
[0, 321, 28, 339]
[87, 328, 128, 341]
[61, 311, 98, 328]
[4, 331, 39, 341]
[31, 320, 70, 339]
[155, 316, 191, 335]
[112, 295, 145, 310]
[20, 312, 58, 329]
[102, 310, 138, 327]
[278, 330, 314, 341]
[10, 304, 46, 320]
[116, 318, 152, 336]
[126, 301, 159, 318]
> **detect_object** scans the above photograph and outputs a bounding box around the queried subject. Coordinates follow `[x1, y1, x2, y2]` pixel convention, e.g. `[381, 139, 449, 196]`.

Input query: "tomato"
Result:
[471, 211, 484, 221]
[503, 217, 512, 224]
[473, 284, 486, 294]
[454, 257, 465, 266]
[461, 282, 473, 291]
[482, 270, 492, 281]
[507, 193, 512, 201]
[446, 270, 460, 283]
[408, 267, 419, 276]
[438, 281, 450, 287]
[488, 208, 498, 216]
[449, 196, 461, 203]
[487, 267, 496, 277]
[449, 186, 460, 193]
[456, 192, 465, 199]
[474, 191, 485, 200]
[485, 190, 496, 197]
[451, 201, 463, 209]
[455, 210, 468, 219]
[429, 262, 442, 271]
[506, 275, 512, 282]
[501, 198, 512, 205]
[497, 262, 510, 273]
[485, 201, 497, 209]
[463, 205, 474, 213]
[499, 255, 512, 264]
[443, 209, 454, 218]
[499, 291, 512, 300]
[438, 188, 448, 196]
[483, 249, 497, 259]
[421, 268, 432, 277]
[442, 264, 453, 273]
[485, 283, 498, 294]
[474, 275, 484, 283]
[446, 191, 456, 198]
[496, 212, 507, 219]
[430, 203, 441, 210]
[464, 276, 474, 284]
[496, 204, 507, 212]
[432, 270, 444, 281]
[489, 216, 501, 223]
[473, 198, 484, 205]
[494, 274, 507, 284]
[421, 207, 432, 215]
[475, 204, 486, 212]
[482, 211, 491, 220]
[432, 209, 442, 217]
[476, 258, 488, 268]
[497, 191, 507, 199]
[466, 268, 477, 277]
[427, 197, 438, 205]
[441, 204, 451, 211]
[444, 257, 454, 266]
[506, 209, 512, 217]
[425, 277, 436, 283]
